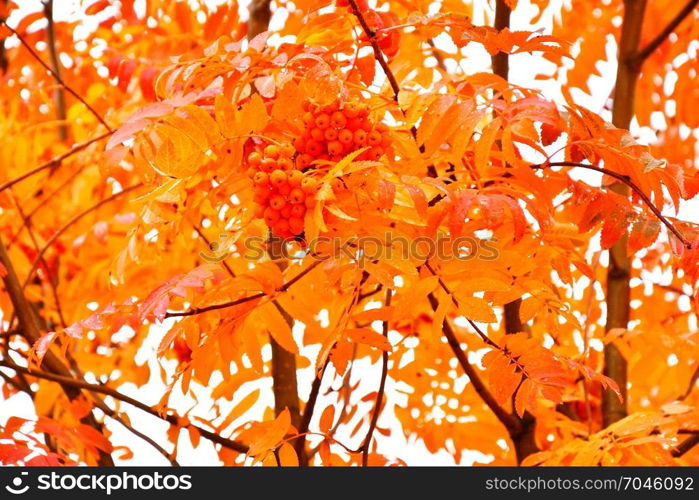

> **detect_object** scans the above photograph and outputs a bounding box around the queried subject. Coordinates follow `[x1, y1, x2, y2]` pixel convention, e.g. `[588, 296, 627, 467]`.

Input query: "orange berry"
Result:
[367, 130, 383, 146]
[294, 137, 307, 152]
[353, 129, 367, 144]
[368, 147, 384, 160]
[264, 144, 279, 159]
[346, 117, 363, 131]
[343, 102, 360, 118]
[327, 141, 343, 156]
[261, 158, 276, 172]
[278, 183, 292, 196]
[277, 157, 293, 171]
[289, 188, 306, 204]
[247, 152, 262, 166]
[301, 177, 318, 193]
[306, 140, 323, 156]
[254, 204, 265, 218]
[324, 128, 338, 141]
[270, 169, 287, 187]
[303, 112, 315, 127]
[291, 204, 306, 218]
[356, 103, 368, 119]
[269, 195, 286, 210]
[310, 127, 324, 141]
[305, 196, 316, 208]
[264, 207, 280, 224]
[253, 171, 269, 185]
[338, 129, 353, 145]
[297, 154, 313, 169]
[330, 111, 347, 129]
[280, 144, 295, 158]
[361, 119, 373, 132]
[273, 219, 290, 237]
[314, 113, 330, 129]
[288, 170, 304, 187]
[289, 217, 305, 235]
[281, 205, 293, 218]
[246, 167, 257, 178]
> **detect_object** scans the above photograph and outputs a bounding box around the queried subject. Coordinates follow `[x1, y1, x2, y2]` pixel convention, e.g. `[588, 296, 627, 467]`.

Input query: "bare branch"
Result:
[0, 131, 113, 195]
[635, 0, 699, 63]
[1, 22, 113, 132]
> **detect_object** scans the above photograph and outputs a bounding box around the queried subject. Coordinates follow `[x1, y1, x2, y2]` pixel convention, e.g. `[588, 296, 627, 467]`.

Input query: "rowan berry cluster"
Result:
[246, 144, 318, 238]
[294, 99, 391, 168]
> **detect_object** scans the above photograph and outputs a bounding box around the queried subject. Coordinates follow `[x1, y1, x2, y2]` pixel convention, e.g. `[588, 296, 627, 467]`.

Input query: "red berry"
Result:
[253, 172, 269, 185]
[288, 170, 304, 187]
[289, 188, 306, 204]
[338, 129, 354, 145]
[264, 207, 280, 225]
[327, 141, 343, 156]
[353, 129, 367, 144]
[330, 111, 347, 129]
[291, 204, 306, 218]
[314, 113, 330, 129]
[270, 169, 287, 187]
[247, 152, 262, 166]
[269, 195, 286, 210]
[289, 217, 305, 235]
[367, 130, 383, 146]
[306, 140, 323, 156]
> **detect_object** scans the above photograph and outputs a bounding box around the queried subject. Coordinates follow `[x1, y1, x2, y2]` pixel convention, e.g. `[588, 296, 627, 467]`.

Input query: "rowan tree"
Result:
[0, 0, 698, 466]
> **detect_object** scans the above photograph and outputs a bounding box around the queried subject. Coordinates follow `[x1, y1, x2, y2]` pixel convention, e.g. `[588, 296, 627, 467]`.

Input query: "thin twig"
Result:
[0, 360, 249, 454]
[165, 258, 322, 318]
[0, 131, 113, 195]
[1, 22, 112, 132]
[426, 291, 521, 436]
[672, 432, 699, 457]
[635, 0, 699, 63]
[294, 360, 328, 465]
[532, 161, 691, 248]
[361, 287, 392, 466]
[346, 0, 401, 101]
[22, 183, 143, 289]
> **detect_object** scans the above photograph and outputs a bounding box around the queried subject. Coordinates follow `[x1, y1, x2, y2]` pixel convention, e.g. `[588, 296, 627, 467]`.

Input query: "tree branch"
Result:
[1, 22, 112, 132]
[346, 0, 401, 101]
[361, 287, 392, 466]
[42, 0, 67, 142]
[22, 183, 143, 289]
[672, 432, 699, 457]
[0, 238, 114, 466]
[531, 161, 691, 249]
[0, 360, 249, 454]
[634, 0, 699, 63]
[426, 292, 521, 436]
[0, 131, 113, 195]
[294, 361, 327, 465]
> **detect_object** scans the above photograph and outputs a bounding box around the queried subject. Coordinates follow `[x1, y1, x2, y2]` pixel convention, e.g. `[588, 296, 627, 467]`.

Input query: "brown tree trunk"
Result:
[603, 0, 647, 427]
[491, 0, 539, 464]
[43, 0, 68, 142]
